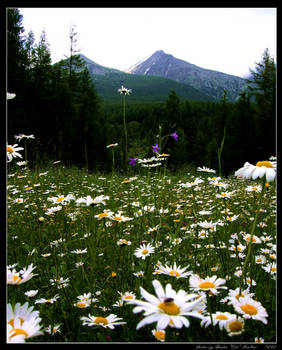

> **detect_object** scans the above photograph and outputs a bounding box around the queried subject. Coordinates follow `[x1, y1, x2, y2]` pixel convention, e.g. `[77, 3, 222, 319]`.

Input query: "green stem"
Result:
[217, 127, 226, 177]
[25, 140, 28, 162]
[239, 177, 266, 293]
[112, 148, 115, 176]
[122, 95, 128, 170]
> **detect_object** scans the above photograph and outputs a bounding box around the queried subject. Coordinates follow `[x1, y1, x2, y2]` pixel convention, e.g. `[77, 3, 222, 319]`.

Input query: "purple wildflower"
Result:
[152, 144, 160, 154]
[129, 157, 138, 167]
[170, 131, 178, 141]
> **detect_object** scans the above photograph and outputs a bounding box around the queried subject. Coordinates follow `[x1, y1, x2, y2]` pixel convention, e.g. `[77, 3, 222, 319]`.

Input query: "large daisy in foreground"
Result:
[126, 280, 206, 330]
[235, 161, 276, 182]
[7, 303, 43, 343]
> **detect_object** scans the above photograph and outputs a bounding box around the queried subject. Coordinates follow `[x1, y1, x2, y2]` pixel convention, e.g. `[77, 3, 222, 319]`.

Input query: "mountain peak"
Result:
[124, 50, 246, 101]
[153, 50, 165, 55]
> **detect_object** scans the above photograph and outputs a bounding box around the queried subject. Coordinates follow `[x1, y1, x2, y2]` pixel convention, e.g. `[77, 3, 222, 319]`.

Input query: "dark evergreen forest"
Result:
[7, 9, 276, 176]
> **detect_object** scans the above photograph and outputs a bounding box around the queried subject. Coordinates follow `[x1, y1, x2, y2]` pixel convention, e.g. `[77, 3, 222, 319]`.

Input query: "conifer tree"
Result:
[247, 48, 276, 158]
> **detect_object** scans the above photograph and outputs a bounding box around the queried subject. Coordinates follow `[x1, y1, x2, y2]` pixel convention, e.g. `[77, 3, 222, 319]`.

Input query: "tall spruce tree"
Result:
[247, 48, 276, 158]
[7, 8, 30, 139]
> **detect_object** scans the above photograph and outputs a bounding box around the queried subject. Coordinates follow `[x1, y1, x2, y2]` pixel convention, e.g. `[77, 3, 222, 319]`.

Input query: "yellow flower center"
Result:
[9, 328, 28, 338]
[94, 317, 108, 325]
[169, 270, 180, 277]
[154, 330, 166, 341]
[158, 301, 180, 315]
[271, 267, 276, 272]
[12, 275, 21, 283]
[240, 304, 258, 315]
[98, 212, 109, 218]
[124, 295, 134, 300]
[142, 249, 149, 255]
[76, 302, 87, 308]
[215, 314, 229, 320]
[199, 281, 215, 289]
[113, 216, 122, 221]
[56, 197, 65, 202]
[228, 320, 243, 332]
[256, 161, 273, 168]
[7, 146, 13, 153]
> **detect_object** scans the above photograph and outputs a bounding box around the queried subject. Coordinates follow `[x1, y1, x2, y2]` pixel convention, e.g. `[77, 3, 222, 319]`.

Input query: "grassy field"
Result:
[7, 161, 276, 343]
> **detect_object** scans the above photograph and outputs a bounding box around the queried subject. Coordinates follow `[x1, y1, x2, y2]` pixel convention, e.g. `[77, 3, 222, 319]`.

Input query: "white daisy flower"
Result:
[225, 316, 245, 336]
[230, 296, 268, 324]
[201, 311, 235, 330]
[111, 211, 133, 222]
[80, 314, 126, 329]
[7, 144, 24, 162]
[189, 274, 227, 295]
[106, 143, 118, 148]
[118, 291, 136, 302]
[242, 233, 262, 244]
[71, 248, 87, 255]
[126, 280, 206, 330]
[47, 194, 75, 205]
[94, 210, 114, 220]
[117, 238, 132, 246]
[155, 262, 192, 279]
[24, 290, 38, 298]
[7, 92, 16, 99]
[262, 262, 277, 275]
[235, 161, 276, 182]
[197, 166, 216, 173]
[35, 294, 60, 304]
[245, 185, 262, 192]
[134, 243, 155, 260]
[76, 195, 109, 206]
[7, 302, 43, 342]
[7, 264, 37, 285]
[118, 85, 132, 95]
[73, 293, 94, 308]
[44, 205, 62, 216]
[152, 329, 166, 342]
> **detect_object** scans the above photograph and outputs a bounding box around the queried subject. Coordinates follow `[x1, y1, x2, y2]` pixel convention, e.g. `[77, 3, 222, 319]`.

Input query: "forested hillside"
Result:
[7, 9, 276, 175]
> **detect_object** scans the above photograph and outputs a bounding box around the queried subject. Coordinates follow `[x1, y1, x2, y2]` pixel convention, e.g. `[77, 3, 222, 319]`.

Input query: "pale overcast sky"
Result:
[17, 7, 276, 78]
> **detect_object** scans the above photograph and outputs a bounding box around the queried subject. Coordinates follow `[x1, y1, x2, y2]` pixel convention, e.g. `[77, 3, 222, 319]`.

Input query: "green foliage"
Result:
[91, 71, 213, 103]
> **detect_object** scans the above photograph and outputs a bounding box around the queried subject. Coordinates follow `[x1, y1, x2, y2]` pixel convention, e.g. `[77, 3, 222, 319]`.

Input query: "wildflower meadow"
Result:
[7, 90, 277, 344]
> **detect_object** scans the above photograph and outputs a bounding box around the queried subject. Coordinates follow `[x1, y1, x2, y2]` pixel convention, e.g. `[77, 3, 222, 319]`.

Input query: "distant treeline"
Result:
[7, 9, 276, 175]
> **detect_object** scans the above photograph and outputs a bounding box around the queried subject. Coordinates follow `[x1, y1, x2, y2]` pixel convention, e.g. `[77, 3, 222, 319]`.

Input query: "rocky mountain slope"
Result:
[125, 50, 247, 101]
